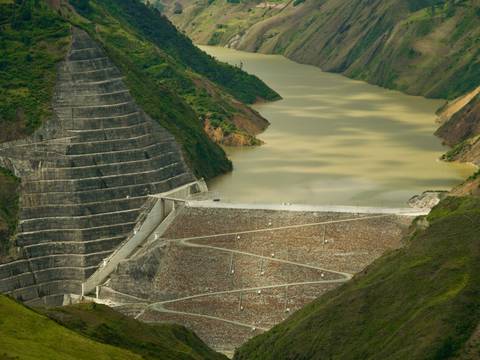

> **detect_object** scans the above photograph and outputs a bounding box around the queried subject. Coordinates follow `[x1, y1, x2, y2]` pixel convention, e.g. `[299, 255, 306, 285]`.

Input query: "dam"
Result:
[0, 27, 458, 356]
[0, 28, 195, 305]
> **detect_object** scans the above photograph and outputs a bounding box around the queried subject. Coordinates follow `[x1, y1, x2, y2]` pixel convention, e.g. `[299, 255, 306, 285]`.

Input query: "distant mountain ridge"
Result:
[162, 0, 479, 100]
[161, 0, 480, 191]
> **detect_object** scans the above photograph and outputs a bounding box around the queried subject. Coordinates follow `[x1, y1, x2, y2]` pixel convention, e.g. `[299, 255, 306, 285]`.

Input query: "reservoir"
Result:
[201, 46, 475, 207]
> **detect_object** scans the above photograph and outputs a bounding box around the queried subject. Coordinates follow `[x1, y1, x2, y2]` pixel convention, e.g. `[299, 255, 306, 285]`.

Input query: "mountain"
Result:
[0, 0, 279, 258]
[0, 295, 226, 359]
[0, 0, 280, 180]
[234, 196, 480, 360]
[161, 0, 480, 100]
[161, 0, 480, 190]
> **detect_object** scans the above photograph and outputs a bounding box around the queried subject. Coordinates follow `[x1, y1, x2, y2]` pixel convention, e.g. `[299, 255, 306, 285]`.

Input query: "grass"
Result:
[0, 0, 70, 142]
[96, 0, 279, 104]
[441, 139, 471, 161]
[0, 296, 226, 360]
[0, 296, 142, 360]
[43, 302, 228, 360]
[235, 196, 480, 360]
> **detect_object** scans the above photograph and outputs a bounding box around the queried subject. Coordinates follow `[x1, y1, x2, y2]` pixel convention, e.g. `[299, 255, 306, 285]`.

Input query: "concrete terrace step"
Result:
[27, 252, 109, 269]
[71, 101, 138, 118]
[35, 152, 181, 178]
[67, 127, 174, 144]
[65, 133, 160, 155]
[19, 210, 140, 234]
[66, 118, 149, 134]
[19, 209, 141, 233]
[20, 197, 147, 219]
[24, 163, 185, 194]
[0, 259, 32, 278]
[30, 266, 98, 283]
[20, 181, 155, 207]
[69, 47, 105, 61]
[12, 280, 83, 302]
[63, 112, 145, 130]
[16, 222, 137, 246]
[59, 143, 177, 167]
[67, 57, 112, 72]
[22, 166, 188, 198]
[0, 272, 36, 293]
[67, 122, 154, 142]
[70, 67, 122, 83]
[23, 237, 126, 258]
[0, 27, 196, 305]
[56, 90, 132, 108]
[57, 78, 128, 96]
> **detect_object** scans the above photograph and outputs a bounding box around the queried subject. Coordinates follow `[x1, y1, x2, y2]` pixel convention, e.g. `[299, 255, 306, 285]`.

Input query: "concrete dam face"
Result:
[0, 27, 422, 354]
[0, 28, 196, 306]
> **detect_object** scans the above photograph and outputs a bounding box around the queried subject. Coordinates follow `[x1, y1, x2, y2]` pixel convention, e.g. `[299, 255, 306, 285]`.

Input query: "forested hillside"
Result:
[163, 0, 480, 100]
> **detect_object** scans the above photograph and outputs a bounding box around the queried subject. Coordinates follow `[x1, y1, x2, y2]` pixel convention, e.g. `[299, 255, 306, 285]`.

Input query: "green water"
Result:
[201, 46, 475, 207]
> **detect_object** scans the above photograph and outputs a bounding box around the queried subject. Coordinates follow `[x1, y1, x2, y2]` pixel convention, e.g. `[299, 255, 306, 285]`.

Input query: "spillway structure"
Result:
[0, 28, 199, 306]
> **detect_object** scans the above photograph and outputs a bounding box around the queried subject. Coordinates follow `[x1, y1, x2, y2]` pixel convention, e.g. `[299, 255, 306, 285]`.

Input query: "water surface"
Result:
[201, 46, 474, 207]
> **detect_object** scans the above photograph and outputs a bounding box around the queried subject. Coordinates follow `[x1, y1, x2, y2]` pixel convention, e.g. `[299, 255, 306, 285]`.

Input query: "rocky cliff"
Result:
[435, 88, 480, 195]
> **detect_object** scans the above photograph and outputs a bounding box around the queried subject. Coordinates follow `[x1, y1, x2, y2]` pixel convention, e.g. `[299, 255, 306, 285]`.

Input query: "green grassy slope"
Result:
[164, 0, 479, 100]
[94, 0, 279, 104]
[0, 296, 226, 360]
[0, 0, 70, 142]
[235, 196, 480, 360]
[43, 302, 228, 360]
[0, 1, 65, 259]
[0, 296, 142, 360]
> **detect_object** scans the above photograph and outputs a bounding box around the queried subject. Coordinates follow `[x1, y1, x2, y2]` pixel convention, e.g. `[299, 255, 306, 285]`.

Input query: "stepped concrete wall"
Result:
[0, 27, 196, 305]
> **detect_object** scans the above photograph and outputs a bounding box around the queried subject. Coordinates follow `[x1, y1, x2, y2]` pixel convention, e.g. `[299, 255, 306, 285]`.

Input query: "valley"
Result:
[0, 0, 479, 359]
[204, 46, 475, 206]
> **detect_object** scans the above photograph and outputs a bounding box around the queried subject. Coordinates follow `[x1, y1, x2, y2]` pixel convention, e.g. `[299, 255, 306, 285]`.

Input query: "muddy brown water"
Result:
[201, 46, 475, 207]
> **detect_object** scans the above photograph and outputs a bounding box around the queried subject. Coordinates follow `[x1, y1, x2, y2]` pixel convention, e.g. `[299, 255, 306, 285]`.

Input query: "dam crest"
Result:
[0, 28, 428, 355]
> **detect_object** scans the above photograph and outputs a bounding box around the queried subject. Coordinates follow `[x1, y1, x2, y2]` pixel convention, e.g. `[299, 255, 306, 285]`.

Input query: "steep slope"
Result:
[43, 302, 228, 360]
[0, 295, 141, 360]
[0, 26, 196, 305]
[234, 196, 480, 360]
[0, 0, 279, 262]
[434, 88, 480, 194]
[85, 0, 279, 104]
[163, 0, 480, 100]
[0, 0, 71, 261]
[437, 93, 480, 163]
[68, 0, 280, 150]
[0, 295, 226, 359]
